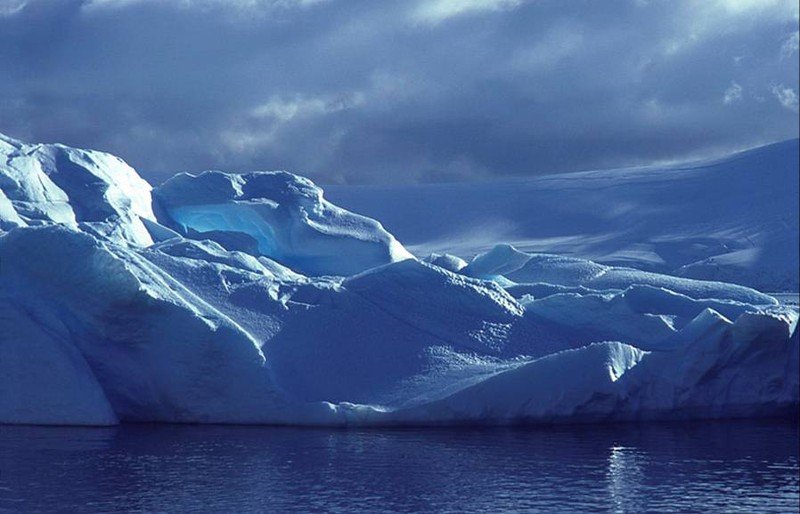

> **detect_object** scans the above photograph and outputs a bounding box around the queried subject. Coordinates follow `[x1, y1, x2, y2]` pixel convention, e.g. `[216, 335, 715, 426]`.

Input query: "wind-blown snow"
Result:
[327, 140, 800, 292]
[0, 134, 796, 426]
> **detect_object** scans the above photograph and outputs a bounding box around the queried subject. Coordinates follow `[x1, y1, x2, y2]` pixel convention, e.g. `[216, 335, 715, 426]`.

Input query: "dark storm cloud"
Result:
[0, 0, 797, 184]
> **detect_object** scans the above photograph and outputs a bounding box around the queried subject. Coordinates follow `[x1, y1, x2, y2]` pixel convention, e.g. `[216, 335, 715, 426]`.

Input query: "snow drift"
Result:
[0, 134, 797, 426]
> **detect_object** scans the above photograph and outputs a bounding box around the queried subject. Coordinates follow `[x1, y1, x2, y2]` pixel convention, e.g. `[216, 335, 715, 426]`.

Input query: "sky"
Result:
[0, 0, 798, 185]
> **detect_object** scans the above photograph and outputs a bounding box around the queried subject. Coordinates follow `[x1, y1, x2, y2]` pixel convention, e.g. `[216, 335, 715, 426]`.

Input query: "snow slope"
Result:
[327, 140, 800, 292]
[0, 134, 797, 426]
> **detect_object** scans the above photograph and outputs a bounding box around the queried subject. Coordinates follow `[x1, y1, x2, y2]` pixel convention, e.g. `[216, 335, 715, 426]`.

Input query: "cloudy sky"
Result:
[1, 0, 798, 184]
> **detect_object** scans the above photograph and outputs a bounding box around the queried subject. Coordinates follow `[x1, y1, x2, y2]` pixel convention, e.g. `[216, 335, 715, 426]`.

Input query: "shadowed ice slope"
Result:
[327, 140, 800, 292]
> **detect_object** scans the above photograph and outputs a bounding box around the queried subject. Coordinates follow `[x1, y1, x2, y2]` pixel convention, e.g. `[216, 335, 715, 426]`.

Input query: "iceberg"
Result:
[0, 134, 796, 426]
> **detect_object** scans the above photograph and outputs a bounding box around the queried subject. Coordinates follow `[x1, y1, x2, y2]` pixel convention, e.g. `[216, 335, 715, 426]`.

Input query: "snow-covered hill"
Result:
[327, 140, 800, 292]
[1, 134, 797, 426]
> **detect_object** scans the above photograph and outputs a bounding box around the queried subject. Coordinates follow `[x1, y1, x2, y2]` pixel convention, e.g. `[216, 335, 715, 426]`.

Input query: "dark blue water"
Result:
[0, 420, 797, 513]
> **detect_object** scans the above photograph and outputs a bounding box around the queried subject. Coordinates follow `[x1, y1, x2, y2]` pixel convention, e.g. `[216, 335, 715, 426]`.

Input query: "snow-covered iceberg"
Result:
[0, 134, 796, 426]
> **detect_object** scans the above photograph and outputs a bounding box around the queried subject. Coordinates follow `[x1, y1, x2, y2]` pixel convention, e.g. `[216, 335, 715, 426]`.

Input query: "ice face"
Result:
[0, 297, 118, 426]
[154, 170, 413, 276]
[0, 133, 797, 426]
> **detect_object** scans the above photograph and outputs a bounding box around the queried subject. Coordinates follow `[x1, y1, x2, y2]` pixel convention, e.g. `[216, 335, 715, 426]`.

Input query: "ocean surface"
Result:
[0, 420, 797, 512]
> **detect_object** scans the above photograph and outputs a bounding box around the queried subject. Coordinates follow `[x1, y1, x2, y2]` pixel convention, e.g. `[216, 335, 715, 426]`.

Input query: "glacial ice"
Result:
[154, 170, 412, 276]
[0, 134, 797, 426]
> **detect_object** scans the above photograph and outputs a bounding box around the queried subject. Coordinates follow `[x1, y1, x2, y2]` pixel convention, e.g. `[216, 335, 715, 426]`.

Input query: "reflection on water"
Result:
[0, 420, 797, 512]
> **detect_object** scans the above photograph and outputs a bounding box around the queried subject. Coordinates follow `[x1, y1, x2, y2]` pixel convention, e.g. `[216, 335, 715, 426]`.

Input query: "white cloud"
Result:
[4, 0, 797, 183]
[781, 31, 799, 59]
[83, 0, 328, 12]
[723, 82, 743, 104]
[710, 0, 799, 21]
[251, 97, 328, 123]
[0, 0, 27, 17]
[412, 0, 523, 24]
[508, 25, 584, 71]
[221, 92, 363, 153]
[659, 0, 798, 57]
[771, 84, 799, 112]
[250, 93, 363, 122]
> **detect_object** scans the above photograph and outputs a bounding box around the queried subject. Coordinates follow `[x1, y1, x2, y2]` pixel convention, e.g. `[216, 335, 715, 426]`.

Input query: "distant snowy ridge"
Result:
[0, 134, 796, 426]
[327, 139, 800, 292]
